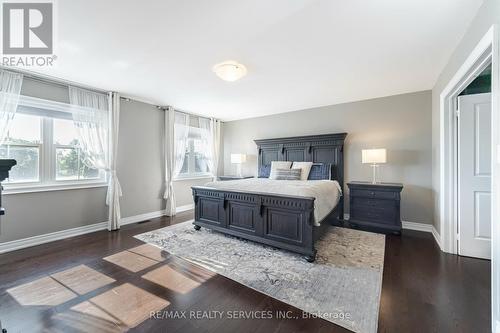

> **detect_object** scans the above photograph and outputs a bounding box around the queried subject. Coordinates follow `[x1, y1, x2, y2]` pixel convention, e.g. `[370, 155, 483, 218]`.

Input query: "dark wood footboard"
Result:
[192, 186, 320, 260]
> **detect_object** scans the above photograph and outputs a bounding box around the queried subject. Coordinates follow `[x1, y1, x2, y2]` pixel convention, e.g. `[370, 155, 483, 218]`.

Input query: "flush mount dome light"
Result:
[213, 61, 247, 82]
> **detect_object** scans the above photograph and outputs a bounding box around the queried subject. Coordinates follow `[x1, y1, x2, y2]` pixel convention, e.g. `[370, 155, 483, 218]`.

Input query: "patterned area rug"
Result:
[135, 221, 385, 333]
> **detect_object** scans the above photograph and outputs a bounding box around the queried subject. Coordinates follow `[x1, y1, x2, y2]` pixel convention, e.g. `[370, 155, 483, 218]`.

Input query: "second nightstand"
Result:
[347, 181, 403, 234]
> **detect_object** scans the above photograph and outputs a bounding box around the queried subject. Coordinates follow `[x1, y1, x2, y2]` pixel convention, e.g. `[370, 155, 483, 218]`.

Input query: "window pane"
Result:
[192, 139, 208, 173]
[179, 154, 188, 174]
[7, 114, 41, 144]
[56, 147, 79, 180]
[0, 145, 39, 182]
[54, 118, 79, 145]
[79, 161, 99, 179]
[194, 153, 207, 173]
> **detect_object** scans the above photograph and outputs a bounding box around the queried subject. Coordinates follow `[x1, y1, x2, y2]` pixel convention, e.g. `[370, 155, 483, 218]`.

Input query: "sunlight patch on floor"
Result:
[89, 283, 170, 328]
[51, 264, 116, 295]
[7, 276, 77, 306]
[103, 250, 159, 272]
[52, 301, 125, 333]
[142, 264, 201, 294]
[128, 244, 169, 262]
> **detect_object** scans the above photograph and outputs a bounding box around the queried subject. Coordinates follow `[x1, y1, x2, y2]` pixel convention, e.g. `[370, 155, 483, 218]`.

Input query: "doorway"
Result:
[439, 25, 499, 333]
[457, 65, 492, 259]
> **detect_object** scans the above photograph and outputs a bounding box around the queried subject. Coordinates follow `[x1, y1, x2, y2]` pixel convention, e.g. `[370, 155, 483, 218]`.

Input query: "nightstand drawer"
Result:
[351, 207, 396, 222]
[350, 189, 396, 200]
[351, 197, 394, 209]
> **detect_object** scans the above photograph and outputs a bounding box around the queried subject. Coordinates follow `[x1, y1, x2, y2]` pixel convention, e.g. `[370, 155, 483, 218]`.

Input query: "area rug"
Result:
[135, 221, 385, 333]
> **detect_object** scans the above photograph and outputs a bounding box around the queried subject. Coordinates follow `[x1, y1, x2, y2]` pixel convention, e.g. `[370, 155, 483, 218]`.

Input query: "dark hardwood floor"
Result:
[0, 211, 491, 333]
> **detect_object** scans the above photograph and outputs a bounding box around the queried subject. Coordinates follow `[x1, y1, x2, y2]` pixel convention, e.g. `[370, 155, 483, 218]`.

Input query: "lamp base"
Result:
[371, 164, 381, 184]
[235, 164, 242, 178]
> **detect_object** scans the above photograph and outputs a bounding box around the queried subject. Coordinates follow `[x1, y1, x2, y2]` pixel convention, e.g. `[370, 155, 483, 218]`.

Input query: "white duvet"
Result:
[203, 178, 342, 226]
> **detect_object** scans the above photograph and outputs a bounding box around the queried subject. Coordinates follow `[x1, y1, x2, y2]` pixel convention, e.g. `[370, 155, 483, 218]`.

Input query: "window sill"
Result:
[3, 181, 108, 195]
[173, 175, 214, 182]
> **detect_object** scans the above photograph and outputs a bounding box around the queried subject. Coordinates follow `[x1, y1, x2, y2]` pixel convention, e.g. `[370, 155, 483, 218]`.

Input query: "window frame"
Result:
[174, 125, 212, 181]
[2, 96, 107, 194]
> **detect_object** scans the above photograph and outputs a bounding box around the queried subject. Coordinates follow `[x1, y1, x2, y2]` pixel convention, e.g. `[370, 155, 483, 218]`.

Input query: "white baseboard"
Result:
[120, 210, 166, 226]
[343, 213, 443, 249]
[401, 221, 433, 232]
[176, 203, 194, 213]
[0, 204, 195, 254]
[0, 221, 108, 254]
[431, 226, 443, 251]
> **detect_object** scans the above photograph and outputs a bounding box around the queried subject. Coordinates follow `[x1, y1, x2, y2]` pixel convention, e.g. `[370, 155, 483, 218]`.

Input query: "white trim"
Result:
[0, 221, 108, 254]
[492, 24, 500, 333]
[176, 203, 195, 213]
[0, 205, 196, 254]
[431, 227, 443, 251]
[119, 205, 194, 225]
[439, 25, 495, 254]
[3, 181, 108, 195]
[344, 213, 442, 248]
[120, 210, 167, 226]
[438, 25, 499, 332]
[401, 221, 433, 232]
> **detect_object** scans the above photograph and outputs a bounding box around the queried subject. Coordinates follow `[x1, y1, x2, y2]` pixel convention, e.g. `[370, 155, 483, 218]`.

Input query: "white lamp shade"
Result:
[231, 153, 247, 164]
[362, 149, 387, 164]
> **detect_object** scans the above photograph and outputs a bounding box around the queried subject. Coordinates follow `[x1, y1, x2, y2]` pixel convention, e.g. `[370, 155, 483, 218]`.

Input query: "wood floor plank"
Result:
[0, 211, 490, 333]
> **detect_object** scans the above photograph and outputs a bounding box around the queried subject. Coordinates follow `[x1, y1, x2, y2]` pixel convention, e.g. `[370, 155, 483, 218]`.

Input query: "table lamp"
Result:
[362, 149, 386, 184]
[230, 153, 247, 177]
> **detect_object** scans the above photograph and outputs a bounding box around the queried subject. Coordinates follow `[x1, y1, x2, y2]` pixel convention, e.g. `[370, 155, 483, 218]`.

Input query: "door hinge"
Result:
[455, 109, 460, 118]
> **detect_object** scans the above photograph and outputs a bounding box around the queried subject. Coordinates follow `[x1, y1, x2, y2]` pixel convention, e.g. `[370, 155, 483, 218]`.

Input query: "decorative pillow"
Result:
[259, 164, 271, 178]
[269, 161, 292, 179]
[274, 168, 302, 180]
[308, 163, 332, 180]
[291, 161, 313, 180]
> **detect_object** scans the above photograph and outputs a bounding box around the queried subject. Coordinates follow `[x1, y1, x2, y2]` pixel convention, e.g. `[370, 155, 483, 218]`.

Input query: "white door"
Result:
[458, 92, 492, 259]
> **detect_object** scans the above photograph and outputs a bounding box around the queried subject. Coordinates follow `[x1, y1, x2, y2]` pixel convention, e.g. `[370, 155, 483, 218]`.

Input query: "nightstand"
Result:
[347, 181, 403, 234]
[218, 175, 254, 181]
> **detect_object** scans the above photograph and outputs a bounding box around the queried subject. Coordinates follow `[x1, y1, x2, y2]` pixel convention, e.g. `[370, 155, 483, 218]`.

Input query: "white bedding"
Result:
[203, 178, 342, 226]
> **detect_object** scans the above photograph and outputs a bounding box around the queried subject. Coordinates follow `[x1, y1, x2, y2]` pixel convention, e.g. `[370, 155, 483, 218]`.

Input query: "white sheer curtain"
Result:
[164, 108, 190, 216]
[0, 70, 23, 144]
[199, 117, 221, 180]
[107, 92, 122, 230]
[69, 87, 122, 230]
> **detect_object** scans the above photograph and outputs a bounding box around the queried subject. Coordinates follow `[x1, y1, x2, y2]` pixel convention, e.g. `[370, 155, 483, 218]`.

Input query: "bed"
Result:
[191, 133, 347, 262]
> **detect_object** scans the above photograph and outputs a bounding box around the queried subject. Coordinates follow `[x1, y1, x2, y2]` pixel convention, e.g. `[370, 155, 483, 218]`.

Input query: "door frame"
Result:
[439, 24, 499, 333]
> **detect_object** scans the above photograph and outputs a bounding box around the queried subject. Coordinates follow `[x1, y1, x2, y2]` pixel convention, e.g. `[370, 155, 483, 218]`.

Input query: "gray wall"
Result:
[223, 91, 433, 224]
[431, 0, 500, 233]
[0, 80, 203, 243]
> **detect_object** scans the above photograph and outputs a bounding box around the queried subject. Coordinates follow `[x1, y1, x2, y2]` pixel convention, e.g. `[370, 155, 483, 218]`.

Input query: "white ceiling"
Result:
[33, 0, 483, 121]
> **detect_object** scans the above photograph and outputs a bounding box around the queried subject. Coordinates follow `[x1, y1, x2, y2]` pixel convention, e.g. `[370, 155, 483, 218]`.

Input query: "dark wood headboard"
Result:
[254, 133, 347, 186]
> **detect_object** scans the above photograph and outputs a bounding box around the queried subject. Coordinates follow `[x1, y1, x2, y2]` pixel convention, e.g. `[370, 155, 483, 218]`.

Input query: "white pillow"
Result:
[269, 161, 292, 179]
[291, 161, 313, 180]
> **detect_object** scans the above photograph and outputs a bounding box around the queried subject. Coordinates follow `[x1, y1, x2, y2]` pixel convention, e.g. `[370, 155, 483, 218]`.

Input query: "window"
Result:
[54, 119, 100, 181]
[0, 113, 41, 183]
[1, 95, 105, 191]
[177, 126, 211, 179]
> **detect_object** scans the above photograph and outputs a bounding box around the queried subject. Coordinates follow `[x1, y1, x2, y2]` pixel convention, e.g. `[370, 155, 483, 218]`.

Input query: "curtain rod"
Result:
[1, 67, 221, 120]
[0, 66, 109, 95]
[156, 105, 219, 121]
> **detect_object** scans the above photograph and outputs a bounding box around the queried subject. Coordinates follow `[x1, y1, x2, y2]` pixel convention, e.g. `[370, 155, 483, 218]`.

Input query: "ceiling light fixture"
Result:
[213, 60, 247, 82]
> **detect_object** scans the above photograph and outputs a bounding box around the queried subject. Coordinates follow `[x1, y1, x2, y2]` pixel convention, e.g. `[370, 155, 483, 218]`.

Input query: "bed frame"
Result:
[191, 133, 347, 262]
